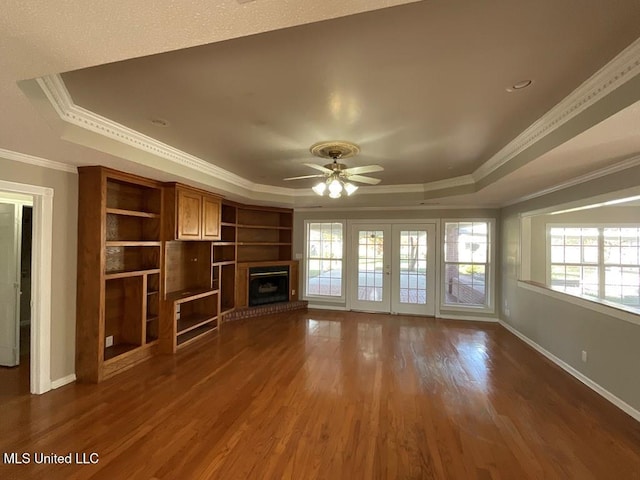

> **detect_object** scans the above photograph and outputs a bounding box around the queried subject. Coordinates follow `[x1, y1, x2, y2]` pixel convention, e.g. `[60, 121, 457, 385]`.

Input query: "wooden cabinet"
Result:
[202, 196, 221, 240]
[165, 184, 221, 241]
[77, 168, 296, 380]
[76, 167, 163, 382]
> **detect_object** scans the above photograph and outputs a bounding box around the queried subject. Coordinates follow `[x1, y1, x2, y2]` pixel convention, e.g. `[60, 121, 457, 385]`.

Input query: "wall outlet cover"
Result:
[105, 336, 114, 348]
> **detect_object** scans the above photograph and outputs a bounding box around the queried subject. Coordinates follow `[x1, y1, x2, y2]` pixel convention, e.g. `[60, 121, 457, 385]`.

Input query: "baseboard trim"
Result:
[307, 304, 349, 311]
[498, 319, 640, 423]
[51, 374, 76, 390]
[438, 313, 498, 323]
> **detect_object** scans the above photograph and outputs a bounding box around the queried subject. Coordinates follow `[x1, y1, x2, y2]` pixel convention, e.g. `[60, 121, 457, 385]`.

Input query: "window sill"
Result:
[517, 280, 640, 327]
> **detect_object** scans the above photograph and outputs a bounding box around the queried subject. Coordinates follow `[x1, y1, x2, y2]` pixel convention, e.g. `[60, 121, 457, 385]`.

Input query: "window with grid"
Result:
[305, 222, 344, 298]
[548, 226, 640, 309]
[443, 221, 491, 308]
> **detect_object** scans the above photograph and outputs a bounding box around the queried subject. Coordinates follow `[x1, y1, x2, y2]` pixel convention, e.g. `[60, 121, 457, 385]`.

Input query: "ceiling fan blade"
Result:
[283, 174, 325, 181]
[343, 165, 384, 175]
[348, 174, 381, 185]
[303, 163, 333, 174]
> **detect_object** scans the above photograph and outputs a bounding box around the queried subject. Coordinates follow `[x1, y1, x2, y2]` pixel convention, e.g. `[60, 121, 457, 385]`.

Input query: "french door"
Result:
[349, 223, 436, 315]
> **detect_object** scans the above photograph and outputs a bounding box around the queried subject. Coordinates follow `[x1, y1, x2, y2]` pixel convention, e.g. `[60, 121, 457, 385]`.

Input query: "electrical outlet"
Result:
[581, 350, 588, 363]
[292, 289, 296, 296]
[295, 253, 303, 260]
[105, 336, 114, 348]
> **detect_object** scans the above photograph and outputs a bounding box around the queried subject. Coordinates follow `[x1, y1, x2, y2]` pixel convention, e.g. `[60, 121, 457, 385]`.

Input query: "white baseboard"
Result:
[498, 319, 640, 423]
[51, 374, 76, 389]
[307, 304, 349, 311]
[438, 313, 498, 323]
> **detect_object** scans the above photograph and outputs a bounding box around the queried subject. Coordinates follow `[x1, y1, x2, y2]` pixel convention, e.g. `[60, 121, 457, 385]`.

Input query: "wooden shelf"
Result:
[220, 222, 236, 227]
[237, 224, 292, 230]
[146, 316, 159, 323]
[237, 242, 291, 246]
[212, 260, 236, 266]
[165, 287, 218, 303]
[147, 290, 159, 296]
[105, 268, 161, 280]
[177, 314, 217, 336]
[177, 324, 217, 348]
[106, 241, 162, 247]
[212, 241, 236, 246]
[104, 343, 139, 362]
[106, 208, 160, 218]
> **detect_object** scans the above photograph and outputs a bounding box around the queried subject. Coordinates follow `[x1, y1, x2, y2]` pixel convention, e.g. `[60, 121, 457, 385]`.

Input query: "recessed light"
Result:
[506, 80, 533, 92]
[150, 118, 169, 127]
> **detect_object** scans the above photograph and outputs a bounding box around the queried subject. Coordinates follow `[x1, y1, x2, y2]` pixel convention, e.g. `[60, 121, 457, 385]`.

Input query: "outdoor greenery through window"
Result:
[306, 222, 344, 298]
[443, 221, 490, 308]
[549, 226, 640, 309]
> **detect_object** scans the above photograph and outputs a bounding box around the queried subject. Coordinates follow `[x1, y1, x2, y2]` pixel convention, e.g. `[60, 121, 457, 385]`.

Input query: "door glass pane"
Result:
[357, 230, 384, 301]
[399, 230, 427, 304]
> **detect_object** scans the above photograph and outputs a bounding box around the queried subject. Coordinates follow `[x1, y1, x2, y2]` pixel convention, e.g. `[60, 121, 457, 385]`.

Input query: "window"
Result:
[549, 225, 640, 308]
[305, 222, 344, 299]
[443, 221, 492, 309]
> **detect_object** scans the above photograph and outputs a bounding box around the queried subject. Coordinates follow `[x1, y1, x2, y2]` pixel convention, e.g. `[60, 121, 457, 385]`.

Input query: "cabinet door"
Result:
[177, 189, 202, 240]
[202, 196, 221, 240]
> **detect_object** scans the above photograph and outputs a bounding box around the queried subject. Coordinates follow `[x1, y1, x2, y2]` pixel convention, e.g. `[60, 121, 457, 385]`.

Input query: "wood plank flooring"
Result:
[1, 310, 639, 479]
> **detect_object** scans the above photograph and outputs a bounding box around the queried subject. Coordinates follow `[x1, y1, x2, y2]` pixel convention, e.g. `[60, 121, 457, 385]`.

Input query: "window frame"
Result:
[303, 220, 346, 302]
[440, 218, 495, 313]
[546, 223, 640, 311]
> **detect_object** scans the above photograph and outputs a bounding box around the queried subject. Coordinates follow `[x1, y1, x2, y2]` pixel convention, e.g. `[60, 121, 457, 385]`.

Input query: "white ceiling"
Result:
[3, 0, 640, 208]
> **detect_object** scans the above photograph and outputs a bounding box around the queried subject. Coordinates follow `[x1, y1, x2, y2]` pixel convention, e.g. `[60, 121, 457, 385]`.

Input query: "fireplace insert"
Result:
[248, 265, 290, 306]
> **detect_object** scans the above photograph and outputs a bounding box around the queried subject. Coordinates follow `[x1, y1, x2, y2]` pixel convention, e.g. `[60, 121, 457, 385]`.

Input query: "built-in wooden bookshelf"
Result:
[76, 167, 163, 382]
[77, 168, 297, 382]
[236, 205, 293, 263]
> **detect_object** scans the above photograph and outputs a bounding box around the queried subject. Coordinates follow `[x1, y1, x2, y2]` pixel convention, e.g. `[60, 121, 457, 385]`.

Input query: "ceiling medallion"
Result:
[309, 141, 360, 160]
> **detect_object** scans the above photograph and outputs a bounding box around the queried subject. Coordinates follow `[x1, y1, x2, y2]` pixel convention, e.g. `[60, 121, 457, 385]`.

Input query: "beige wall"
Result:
[501, 165, 640, 413]
[293, 207, 500, 316]
[0, 157, 78, 382]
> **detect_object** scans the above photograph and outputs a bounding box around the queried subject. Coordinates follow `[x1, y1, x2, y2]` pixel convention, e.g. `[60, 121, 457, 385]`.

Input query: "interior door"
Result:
[350, 225, 391, 312]
[391, 224, 436, 315]
[0, 202, 20, 366]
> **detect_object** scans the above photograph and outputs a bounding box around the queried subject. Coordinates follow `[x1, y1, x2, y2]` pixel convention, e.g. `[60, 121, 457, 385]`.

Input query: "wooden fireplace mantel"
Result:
[236, 260, 299, 309]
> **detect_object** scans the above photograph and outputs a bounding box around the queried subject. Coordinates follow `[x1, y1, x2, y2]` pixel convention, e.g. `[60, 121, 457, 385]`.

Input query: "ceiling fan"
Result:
[284, 141, 383, 198]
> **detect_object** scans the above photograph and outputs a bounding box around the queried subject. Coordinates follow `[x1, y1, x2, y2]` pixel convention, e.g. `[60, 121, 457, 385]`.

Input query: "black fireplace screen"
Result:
[248, 266, 290, 307]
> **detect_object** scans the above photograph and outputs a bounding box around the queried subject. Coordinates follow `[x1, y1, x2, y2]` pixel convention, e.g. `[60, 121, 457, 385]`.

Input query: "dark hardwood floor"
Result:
[1, 310, 639, 479]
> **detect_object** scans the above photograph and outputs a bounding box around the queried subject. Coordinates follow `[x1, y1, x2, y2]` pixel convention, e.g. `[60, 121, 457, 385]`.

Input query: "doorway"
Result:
[349, 223, 436, 315]
[0, 180, 53, 395]
[0, 197, 33, 398]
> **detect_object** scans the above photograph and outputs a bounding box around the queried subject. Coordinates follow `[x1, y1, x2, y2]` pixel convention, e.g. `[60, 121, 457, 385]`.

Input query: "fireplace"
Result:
[248, 265, 290, 307]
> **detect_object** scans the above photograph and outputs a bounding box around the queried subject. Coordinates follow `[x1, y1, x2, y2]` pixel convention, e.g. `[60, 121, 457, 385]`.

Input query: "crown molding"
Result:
[34, 75, 480, 200]
[34, 32, 640, 206]
[0, 147, 77, 174]
[504, 154, 640, 207]
[473, 37, 640, 182]
[37, 75, 257, 189]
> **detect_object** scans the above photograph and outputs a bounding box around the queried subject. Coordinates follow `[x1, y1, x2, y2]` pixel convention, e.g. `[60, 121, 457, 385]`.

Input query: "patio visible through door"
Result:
[350, 223, 435, 315]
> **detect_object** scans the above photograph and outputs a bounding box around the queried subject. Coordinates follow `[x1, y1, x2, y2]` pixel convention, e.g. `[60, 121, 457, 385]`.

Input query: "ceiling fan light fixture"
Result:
[344, 182, 358, 195]
[328, 178, 343, 196]
[312, 182, 327, 195]
[328, 191, 342, 199]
